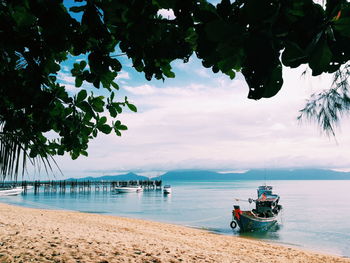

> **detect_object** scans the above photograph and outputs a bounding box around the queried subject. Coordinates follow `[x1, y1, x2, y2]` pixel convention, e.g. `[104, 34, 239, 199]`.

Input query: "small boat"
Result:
[0, 186, 23, 196]
[163, 185, 172, 194]
[230, 185, 282, 232]
[114, 185, 143, 193]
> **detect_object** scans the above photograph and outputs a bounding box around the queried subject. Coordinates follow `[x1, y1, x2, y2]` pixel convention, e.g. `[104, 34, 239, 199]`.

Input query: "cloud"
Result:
[116, 71, 130, 80]
[157, 9, 175, 20]
[61, 65, 70, 72]
[57, 71, 75, 85]
[123, 84, 157, 95]
[195, 68, 211, 78]
[172, 56, 195, 71]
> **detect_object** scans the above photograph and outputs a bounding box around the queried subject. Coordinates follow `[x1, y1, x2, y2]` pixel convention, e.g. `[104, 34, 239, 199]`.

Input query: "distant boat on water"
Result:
[163, 185, 172, 194]
[114, 185, 143, 193]
[0, 186, 23, 196]
[230, 185, 282, 232]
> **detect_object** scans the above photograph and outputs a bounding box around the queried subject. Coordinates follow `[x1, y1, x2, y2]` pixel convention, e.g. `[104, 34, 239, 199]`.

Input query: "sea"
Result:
[1, 180, 349, 258]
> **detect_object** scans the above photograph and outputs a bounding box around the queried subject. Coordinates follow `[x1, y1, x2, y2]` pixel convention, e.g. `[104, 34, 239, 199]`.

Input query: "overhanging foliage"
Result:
[1, 0, 350, 179]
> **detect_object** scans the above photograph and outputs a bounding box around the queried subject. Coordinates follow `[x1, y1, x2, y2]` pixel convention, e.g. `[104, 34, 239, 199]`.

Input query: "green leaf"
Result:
[309, 37, 332, 76]
[77, 90, 87, 103]
[71, 151, 79, 160]
[126, 103, 137, 112]
[334, 17, 350, 37]
[77, 101, 94, 117]
[98, 116, 107, 125]
[91, 97, 105, 112]
[111, 82, 119, 90]
[282, 42, 307, 68]
[218, 57, 238, 76]
[114, 129, 122, 136]
[75, 76, 83, 87]
[262, 64, 283, 98]
[118, 124, 128, 130]
[116, 104, 122, 113]
[79, 60, 87, 70]
[227, 70, 235, 80]
[99, 124, 112, 134]
[205, 20, 232, 42]
[12, 6, 35, 27]
[57, 148, 64, 156]
[108, 106, 117, 117]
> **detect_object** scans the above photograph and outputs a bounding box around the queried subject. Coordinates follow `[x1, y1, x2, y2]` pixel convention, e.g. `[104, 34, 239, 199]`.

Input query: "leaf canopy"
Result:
[1, 0, 350, 179]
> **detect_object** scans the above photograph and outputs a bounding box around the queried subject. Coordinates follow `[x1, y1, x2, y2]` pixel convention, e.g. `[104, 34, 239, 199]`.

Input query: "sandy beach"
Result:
[0, 203, 348, 263]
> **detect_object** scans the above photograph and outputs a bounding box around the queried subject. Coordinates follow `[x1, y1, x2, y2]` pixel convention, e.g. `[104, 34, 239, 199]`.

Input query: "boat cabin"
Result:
[257, 185, 273, 198]
[254, 195, 281, 217]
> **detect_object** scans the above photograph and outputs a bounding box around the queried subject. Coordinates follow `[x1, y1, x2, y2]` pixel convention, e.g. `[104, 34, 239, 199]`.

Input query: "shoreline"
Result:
[0, 203, 349, 263]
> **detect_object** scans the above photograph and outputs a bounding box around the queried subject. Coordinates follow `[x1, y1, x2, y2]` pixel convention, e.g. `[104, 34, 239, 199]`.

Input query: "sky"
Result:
[27, 2, 350, 180]
[32, 54, 350, 180]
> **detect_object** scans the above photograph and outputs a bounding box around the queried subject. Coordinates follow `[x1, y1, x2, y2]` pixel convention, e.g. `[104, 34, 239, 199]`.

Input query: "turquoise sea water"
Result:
[1, 180, 349, 257]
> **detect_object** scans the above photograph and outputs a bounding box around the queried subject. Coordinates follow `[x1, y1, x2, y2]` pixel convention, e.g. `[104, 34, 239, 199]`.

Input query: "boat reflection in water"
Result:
[230, 185, 282, 232]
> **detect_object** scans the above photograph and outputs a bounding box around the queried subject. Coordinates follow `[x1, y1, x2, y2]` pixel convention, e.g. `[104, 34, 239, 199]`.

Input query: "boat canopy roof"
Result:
[258, 185, 272, 190]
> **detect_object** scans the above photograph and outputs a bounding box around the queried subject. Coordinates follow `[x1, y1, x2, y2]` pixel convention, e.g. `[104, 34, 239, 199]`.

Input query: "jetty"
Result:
[0, 180, 162, 194]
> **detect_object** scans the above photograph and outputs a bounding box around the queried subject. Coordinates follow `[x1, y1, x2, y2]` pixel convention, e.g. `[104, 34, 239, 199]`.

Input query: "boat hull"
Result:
[163, 185, 171, 194]
[114, 187, 142, 193]
[163, 188, 171, 194]
[234, 211, 277, 232]
[0, 187, 23, 196]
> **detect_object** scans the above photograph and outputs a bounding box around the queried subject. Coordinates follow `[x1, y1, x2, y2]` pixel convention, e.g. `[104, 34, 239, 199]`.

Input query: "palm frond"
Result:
[298, 64, 350, 136]
[0, 123, 61, 181]
[0, 130, 27, 181]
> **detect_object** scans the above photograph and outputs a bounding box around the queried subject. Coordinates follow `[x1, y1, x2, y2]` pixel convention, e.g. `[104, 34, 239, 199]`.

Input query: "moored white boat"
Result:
[163, 185, 172, 194]
[114, 185, 143, 193]
[0, 186, 23, 196]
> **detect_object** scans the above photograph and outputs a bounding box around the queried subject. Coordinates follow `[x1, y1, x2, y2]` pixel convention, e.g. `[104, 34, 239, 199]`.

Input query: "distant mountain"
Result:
[154, 170, 230, 181]
[66, 172, 149, 181]
[153, 169, 350, 181]
[65, 169, 350, 181]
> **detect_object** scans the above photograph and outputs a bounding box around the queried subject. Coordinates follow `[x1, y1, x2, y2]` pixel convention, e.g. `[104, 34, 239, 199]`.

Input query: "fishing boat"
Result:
[230, 185, 282, 232]
[0, 186, 23, 196]
[163, 185, 172, 194]
[114, 185, 143, 193]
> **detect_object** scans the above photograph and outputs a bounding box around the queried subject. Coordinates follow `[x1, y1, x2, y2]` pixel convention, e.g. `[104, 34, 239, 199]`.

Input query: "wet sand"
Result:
[0, 203, 349, 263]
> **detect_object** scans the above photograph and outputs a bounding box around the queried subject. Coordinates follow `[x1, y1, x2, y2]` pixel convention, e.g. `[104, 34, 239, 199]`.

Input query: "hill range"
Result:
[67, 169, 350, 181]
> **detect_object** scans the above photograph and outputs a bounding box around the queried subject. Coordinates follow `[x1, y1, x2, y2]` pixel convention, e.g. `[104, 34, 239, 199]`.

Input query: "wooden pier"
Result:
[0, 180, 162, 194]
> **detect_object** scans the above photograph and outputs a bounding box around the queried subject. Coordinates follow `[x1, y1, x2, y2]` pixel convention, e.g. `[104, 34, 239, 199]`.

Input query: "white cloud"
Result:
[195, 68, 211, 78]
[172, 56, 195, 71]
[61, 65, 70, 72]
[57, 71, 75, 85]
[157, 9, 175, 20]
[116, 71, 130, 80]
[123, 84, 157, 95]
[62, 84, 78, 93]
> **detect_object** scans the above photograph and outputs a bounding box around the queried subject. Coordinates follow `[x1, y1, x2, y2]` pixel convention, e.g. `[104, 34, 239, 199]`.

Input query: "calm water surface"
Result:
[1, 180, 349, 257]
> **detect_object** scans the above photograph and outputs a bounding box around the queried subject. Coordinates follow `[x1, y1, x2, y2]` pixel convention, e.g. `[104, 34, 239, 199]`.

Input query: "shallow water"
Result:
[1, 180, 349, 257]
